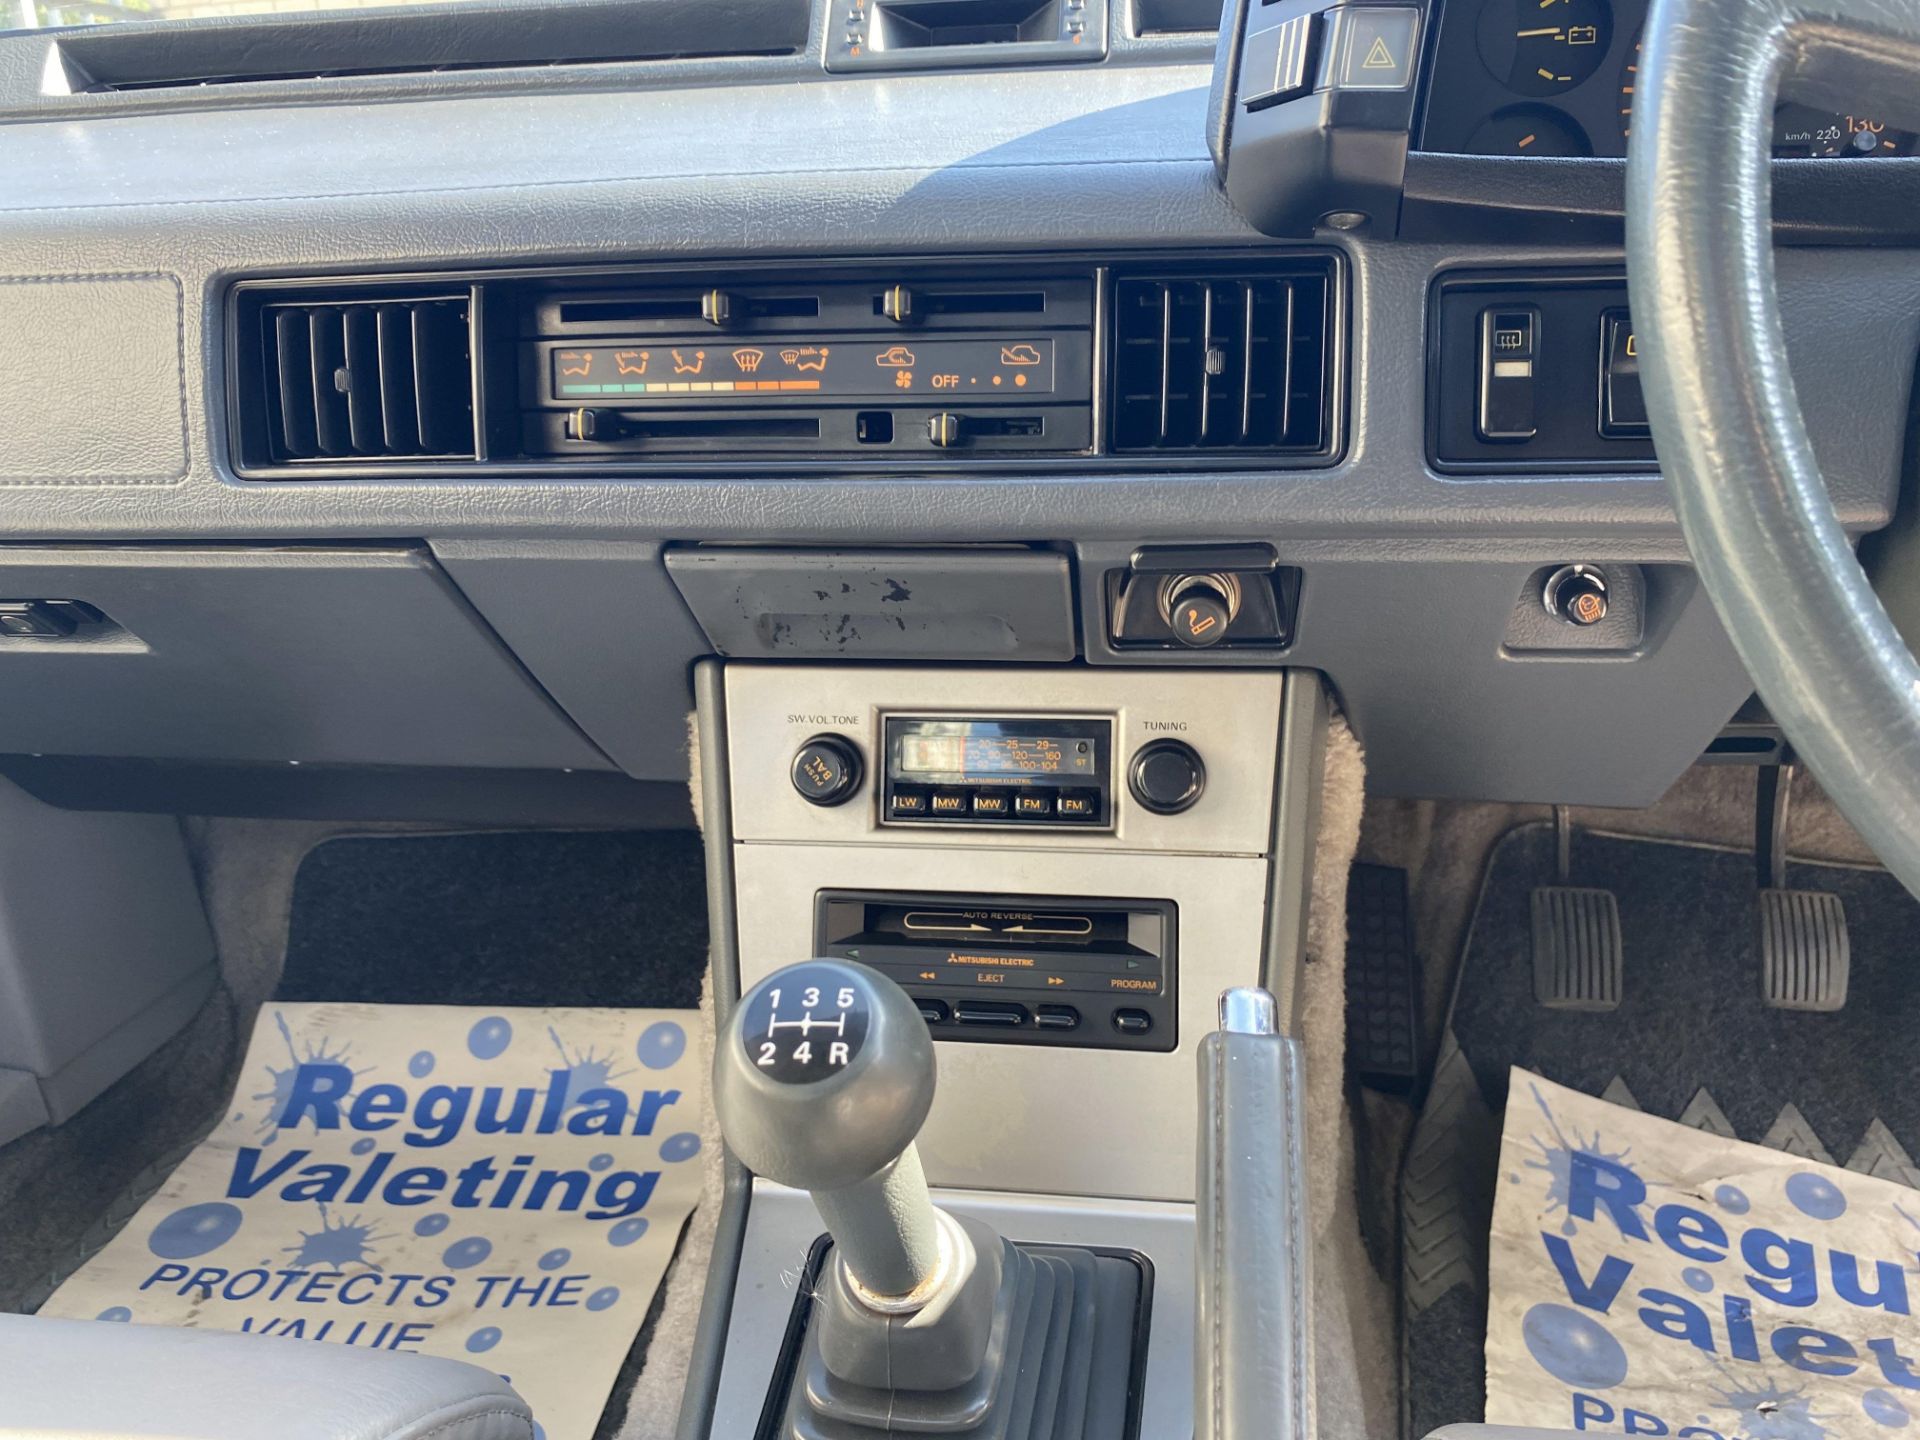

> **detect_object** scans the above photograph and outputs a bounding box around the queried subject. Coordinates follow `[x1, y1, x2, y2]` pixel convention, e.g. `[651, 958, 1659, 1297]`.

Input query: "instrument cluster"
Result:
[1420, 0, 1918, 161]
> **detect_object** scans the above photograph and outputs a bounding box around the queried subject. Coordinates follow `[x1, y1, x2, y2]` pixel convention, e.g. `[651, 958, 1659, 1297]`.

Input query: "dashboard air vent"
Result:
[257, 296, 476, 463]
[1110, 268, 1334, 454]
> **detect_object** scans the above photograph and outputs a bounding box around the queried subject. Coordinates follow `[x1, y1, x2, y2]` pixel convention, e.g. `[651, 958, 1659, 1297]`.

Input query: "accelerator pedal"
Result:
[1530, 808, 1623, 1012]
[1755, 764, 1850, 1012]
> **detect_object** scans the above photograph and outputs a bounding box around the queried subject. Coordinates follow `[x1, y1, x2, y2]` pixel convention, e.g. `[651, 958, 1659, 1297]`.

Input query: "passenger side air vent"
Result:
[250, 294, 477, 464]
[1109, 266, 1337, 455]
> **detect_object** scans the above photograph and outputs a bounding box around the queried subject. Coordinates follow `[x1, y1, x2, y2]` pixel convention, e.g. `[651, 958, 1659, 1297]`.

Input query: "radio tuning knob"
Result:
[1129, 740, 1205, 815]
[791, 735, 863, 807]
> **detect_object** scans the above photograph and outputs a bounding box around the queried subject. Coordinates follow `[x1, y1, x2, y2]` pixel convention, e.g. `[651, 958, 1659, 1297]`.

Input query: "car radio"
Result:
[879, 715, 1113, 828]
[815, 891, 1177, 1051]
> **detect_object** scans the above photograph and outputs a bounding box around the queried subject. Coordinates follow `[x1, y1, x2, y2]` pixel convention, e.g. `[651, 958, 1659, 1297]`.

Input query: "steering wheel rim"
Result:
[1625, 0, 1920, 894]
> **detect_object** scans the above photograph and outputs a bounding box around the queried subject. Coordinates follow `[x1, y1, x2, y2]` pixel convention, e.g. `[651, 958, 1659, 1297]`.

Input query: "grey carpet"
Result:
[1402, 823, 1920, 1440]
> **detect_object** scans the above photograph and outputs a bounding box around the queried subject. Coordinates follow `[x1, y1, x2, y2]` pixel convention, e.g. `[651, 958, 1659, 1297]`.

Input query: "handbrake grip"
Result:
[1195, 987, 1312, 1440]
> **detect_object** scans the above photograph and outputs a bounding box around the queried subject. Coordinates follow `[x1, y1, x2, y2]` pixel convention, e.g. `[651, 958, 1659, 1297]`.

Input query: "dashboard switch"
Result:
[1322, 5, 1419, 92]
[1600, 309, 1650, 438]
[1477, 306, 1540, 441]
[928, 412, 966, 448]
[1239, 11, 1318, 111]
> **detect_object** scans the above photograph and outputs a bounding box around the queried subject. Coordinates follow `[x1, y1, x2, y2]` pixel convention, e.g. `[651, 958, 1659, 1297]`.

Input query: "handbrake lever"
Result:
[1195, 987, 1311, 1440]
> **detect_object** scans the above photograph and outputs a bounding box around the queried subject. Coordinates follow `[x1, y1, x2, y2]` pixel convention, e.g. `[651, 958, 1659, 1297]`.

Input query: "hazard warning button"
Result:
[1325, 5, 1419, 92]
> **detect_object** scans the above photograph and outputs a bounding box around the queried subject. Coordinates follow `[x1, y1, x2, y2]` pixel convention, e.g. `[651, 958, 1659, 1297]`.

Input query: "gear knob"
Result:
[714, 959, 947, 1301]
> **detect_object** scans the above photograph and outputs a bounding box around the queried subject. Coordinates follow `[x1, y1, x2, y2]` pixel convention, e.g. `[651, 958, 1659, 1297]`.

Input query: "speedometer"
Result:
[1618, 30, 1917, 156]
[1771, 103, 1918, 158]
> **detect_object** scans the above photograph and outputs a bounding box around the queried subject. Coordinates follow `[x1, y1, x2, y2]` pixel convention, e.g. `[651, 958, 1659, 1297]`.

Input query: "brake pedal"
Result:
[1755, 764, 1849, 1012]
[1531, 808, 1623, 1012]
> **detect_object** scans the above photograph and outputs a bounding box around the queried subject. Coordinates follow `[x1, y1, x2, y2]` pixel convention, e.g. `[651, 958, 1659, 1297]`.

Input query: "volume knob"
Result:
[791, 735, 863, 807]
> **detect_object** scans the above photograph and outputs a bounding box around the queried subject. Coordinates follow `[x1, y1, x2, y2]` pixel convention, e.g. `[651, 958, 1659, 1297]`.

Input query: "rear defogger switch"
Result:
[1477, 306, 1540, 441]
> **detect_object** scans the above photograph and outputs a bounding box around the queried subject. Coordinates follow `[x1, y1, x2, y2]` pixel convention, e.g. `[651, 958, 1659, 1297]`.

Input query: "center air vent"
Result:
[253, 294, 477, 464]
[1109, 268, 1336, 454]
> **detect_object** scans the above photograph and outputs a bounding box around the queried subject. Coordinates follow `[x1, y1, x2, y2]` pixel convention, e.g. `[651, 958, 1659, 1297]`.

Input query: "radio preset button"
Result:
[929, 791, 970, 816]
[1056, 791, 1100, 820]
[971, 791, 1011, 817]
[1013, 793, 1054, 818]
[890, 788, 931, 817]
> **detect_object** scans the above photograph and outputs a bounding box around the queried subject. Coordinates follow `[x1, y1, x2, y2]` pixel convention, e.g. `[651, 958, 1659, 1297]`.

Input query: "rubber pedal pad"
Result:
[1758, 888, 1850, 1011]
[1530, 886, 1623, 1011]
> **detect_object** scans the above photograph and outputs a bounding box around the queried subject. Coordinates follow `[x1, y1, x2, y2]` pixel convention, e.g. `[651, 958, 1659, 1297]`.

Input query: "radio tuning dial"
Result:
[1129, 740, 1205, 815]
[791, 735, 863, 807]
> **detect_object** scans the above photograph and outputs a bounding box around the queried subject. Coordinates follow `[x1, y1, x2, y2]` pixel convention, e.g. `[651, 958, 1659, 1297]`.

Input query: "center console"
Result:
[700, 662, 1327, 1440]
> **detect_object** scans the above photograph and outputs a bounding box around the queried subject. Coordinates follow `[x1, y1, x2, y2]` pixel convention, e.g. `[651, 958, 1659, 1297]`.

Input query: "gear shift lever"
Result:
[712, 957, 960, 1306]
[715, 959, 1147, 1439]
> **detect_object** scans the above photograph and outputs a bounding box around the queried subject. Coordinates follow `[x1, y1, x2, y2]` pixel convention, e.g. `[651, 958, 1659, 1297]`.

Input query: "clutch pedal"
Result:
[1531, 807, 1623, 1012]
[1755, 764, 1849, 1012]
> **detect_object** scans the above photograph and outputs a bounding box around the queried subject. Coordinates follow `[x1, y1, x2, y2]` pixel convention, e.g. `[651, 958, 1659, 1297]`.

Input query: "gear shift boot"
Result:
[715, 960, 1148, 1440]
[776, 1223, 1147, 1440]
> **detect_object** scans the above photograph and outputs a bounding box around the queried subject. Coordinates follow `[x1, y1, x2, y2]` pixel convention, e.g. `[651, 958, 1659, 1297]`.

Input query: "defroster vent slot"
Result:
[1109, 266, 1335, 454]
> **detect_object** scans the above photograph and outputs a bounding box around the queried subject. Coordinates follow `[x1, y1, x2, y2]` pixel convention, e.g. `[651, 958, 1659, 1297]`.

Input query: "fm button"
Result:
[791, 735, 863, 807]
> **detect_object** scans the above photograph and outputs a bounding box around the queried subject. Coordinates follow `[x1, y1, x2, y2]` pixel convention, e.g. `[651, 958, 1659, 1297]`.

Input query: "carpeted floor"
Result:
[1400, 822, 1920, 1440]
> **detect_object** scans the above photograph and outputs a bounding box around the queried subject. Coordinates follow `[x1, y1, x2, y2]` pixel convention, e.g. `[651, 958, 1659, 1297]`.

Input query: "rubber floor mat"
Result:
[1401, 823, 1920, 1440]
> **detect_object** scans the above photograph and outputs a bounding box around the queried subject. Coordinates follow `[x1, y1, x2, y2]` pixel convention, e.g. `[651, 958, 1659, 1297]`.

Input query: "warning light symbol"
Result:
[732, 348, 766, 373]
[1361, 34, 1396, 68]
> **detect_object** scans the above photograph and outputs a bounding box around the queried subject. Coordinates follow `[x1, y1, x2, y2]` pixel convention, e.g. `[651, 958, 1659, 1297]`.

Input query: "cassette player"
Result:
[815, 891, 1176, 1052]
[881, 715, 1113, 829]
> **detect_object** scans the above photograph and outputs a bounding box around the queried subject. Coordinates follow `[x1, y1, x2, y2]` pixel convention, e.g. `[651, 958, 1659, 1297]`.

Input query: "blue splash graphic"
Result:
[149, 1202, 244, 1259]
[1865, 1392, 1911, 1428]
[96, 1307, 132, 1322]
[609, 1218, 649, 1247]
[661, 1133, 701, 1164]
[547, 1028, 633, 1109]
[1785, 1172, 1848, 1221]
[414, 1213, 450, 1237]
[1521, 1302, 1629, 1389]
[636, 1021, 687, 1071]
[586, 1286, 620, 1312]
[1714, 1373, 1831, 1440]
[1683, 1267, 1715, 1293]
[589, 1153, 614, 1173]
[538, 1248, 571, 1271]
[444, 1236, 493, 1269]
[1522, 1083, 1640, 1237]
[468, 1017, 514, 1060]
[284, 1204, 387, 1271]
[1716, 1184, 1752, 1215]
[466, 1327, 503, 1354]
[409, 1051, 437, 1078]
[252, 1012, 367, 1140]
[351, 1137, 375, 1156]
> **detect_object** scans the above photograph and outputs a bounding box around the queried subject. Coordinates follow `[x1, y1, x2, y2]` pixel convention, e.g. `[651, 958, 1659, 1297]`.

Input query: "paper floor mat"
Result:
[1488, 1069, 1920, 1440]
[41, 1002, 707, 1440]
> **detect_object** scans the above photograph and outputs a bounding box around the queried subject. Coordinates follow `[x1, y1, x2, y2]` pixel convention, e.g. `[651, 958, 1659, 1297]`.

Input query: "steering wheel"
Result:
[1626, 0, 1920, 894]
